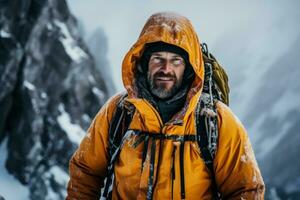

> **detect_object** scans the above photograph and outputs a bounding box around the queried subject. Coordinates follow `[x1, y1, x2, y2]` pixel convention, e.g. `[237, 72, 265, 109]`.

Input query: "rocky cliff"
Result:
[0, 0, 112, 199]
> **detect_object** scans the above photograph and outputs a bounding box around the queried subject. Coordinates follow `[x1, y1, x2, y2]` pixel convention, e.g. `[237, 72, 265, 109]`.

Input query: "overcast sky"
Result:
[67, 0, 299, 93]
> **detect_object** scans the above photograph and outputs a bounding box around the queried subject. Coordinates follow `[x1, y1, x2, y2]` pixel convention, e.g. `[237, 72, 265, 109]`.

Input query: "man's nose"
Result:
[160, 60, 173, 72]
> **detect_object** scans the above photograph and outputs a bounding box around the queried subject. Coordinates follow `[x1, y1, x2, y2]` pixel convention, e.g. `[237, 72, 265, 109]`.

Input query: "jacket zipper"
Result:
[171, 145, 177, 200]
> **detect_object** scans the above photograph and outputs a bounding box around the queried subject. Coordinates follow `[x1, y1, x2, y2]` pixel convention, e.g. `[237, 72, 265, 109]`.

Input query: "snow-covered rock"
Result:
[0, 0, 113, 199]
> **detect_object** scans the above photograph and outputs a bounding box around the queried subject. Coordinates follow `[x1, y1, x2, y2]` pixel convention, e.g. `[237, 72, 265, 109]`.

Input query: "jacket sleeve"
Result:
[214, 102, 265, 199]
[66, 94, 122, 200]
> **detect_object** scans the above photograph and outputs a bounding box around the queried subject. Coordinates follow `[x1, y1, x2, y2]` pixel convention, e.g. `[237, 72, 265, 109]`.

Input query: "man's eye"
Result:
[172, 59, 184, 65]
[151, 57, 163, 64]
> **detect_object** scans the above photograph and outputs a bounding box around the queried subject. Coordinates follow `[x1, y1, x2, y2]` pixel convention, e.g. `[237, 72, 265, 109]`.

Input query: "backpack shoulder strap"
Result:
[107, 93, 134, 158]
[195, 93, 221, 200]
[102, 93, 135, 199]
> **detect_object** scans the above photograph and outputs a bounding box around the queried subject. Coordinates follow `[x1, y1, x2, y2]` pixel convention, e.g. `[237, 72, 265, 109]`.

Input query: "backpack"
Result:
[101, 43, 230, 200]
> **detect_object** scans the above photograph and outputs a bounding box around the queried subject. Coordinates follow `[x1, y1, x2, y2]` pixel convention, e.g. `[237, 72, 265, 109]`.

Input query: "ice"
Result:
[57, 103, 86, 145]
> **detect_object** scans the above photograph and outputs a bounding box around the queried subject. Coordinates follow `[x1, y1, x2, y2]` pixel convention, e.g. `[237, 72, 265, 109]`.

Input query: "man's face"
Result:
[147, 51, 186, 99]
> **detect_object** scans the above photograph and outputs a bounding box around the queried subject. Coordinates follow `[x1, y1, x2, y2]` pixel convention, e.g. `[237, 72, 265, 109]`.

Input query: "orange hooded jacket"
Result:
[66, 12, 265, 200]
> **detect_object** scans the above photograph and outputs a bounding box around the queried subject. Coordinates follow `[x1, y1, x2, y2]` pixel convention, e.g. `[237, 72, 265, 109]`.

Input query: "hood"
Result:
[122, 12, 204, 117]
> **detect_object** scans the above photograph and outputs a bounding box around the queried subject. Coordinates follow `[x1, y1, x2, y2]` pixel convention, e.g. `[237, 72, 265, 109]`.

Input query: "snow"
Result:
[49, 166, 69, 186]
[88, 75, 96, 83]
[27, 140, 42, 161]
[240, 154, 247, 163]
[24, 81, 36, 90]
[92, 87, 105, 100]
[270, 89, 300, 120]
[0, 139, 30, 200]
[41, 92, 47, 99]
[0, 30, 11, 38]
[161, 22, 181, 32]
[153, 12, 185, 22]
[252, 174, 257, 183]
[256, 120, 292, 160]
[57, 103, 86, 145]
[53, 20, 88, 63]
[151, 13, 186, 34]
[247, 114, 266, 144]
[269, 188, 282, 200]
[285, 176, 300, 193]
[23, 81, 41, 114]
[45, 186, 59, 200]
[46, 22, 53, 30]
[43, 166, 68, 200]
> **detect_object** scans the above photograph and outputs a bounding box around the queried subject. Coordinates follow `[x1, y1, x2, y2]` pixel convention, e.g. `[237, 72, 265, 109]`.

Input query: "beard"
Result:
[147, 71, 183, 99]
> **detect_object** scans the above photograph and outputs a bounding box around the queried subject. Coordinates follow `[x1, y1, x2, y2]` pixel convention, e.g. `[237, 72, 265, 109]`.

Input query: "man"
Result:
[67, 12, 265, 199]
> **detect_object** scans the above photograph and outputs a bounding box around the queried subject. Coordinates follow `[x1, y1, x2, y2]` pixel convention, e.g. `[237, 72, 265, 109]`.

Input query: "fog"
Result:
[67, 0, 299, 92]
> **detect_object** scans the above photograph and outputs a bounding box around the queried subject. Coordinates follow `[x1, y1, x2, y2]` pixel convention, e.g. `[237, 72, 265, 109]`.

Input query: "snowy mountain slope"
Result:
[0, 139, 29, 200]
[0, 0, 113, 199]
[87, 28, 116, 97]
[247, 36, 300, 199]
[211, 8, 300, 199]
[1, 0, 298, 199]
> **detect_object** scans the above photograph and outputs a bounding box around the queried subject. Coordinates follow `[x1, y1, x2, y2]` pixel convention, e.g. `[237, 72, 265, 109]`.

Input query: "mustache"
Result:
[153, 71, 176, 79]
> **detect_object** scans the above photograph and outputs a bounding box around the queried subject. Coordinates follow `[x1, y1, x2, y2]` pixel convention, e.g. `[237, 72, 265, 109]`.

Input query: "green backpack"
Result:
[101, 43, 230, 200]
[201, 43, 230, 106]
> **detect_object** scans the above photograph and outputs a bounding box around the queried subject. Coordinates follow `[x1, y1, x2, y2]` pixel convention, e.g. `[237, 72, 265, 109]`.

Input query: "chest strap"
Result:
[128, 130, 200, 200]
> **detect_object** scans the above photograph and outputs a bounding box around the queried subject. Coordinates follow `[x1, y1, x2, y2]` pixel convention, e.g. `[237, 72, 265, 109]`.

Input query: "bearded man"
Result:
[66, 12, 265, 200]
